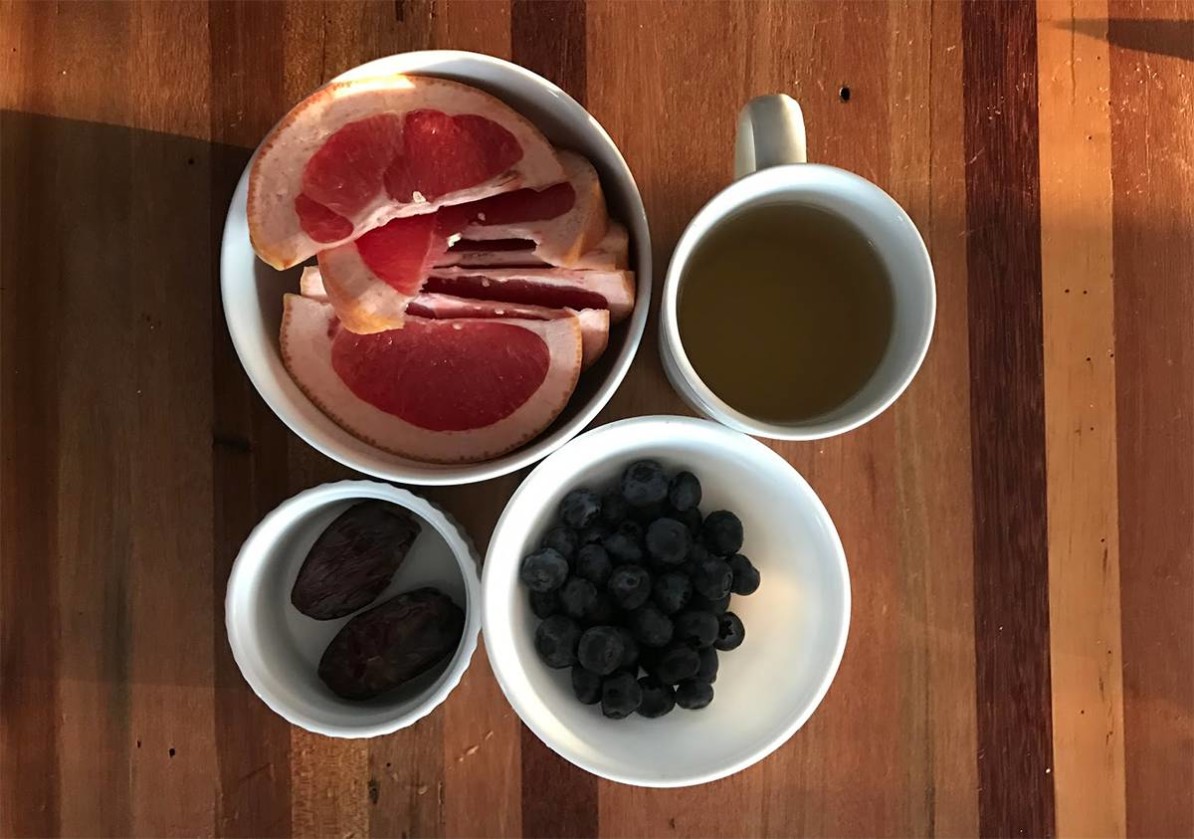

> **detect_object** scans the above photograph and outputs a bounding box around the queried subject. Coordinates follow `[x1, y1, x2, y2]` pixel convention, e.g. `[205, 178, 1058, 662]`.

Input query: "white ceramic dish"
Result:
[482, 416, 851, 787]
[220, 51, 652, 485]
[225, 480, 482, 738]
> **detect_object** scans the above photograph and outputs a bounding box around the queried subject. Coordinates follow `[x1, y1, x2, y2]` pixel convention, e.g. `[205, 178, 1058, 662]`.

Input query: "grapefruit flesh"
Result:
[405, 293, 609, 370]
[315, 213, 449, 334]
[423, 266, 636, 322]
[248, 75, 564, 270]
[354, 214, 446, 296]
[313, 178, 628, 334]
[437, 222, 629, 271]
[384, 110, 523, 203]
[299, 268, 610, 370]
[332, 319, 547, 432]
[280, 294, 583, 463]
[435, 151, 608, 267]
[296, 110, 522, 244]
[301, 113, 403, 217]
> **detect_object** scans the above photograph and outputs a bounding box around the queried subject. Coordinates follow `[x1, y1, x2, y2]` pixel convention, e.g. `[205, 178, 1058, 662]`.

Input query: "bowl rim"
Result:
[225, 479, 483, 738]
[219, 50, 652, 486]
[480, 415, 852, 786]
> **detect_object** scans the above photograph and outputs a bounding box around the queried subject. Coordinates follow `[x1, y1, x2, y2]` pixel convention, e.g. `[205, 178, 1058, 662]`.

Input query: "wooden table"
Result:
[3, 1, 1192, 837]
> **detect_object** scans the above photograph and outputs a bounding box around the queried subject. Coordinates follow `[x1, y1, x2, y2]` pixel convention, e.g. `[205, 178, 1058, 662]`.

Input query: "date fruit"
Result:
[318, 588, 464, 700]
[291, 501, 420, 619]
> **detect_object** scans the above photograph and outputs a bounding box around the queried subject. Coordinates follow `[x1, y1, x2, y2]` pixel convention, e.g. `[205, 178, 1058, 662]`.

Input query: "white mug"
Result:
[660, 95, 936, 441]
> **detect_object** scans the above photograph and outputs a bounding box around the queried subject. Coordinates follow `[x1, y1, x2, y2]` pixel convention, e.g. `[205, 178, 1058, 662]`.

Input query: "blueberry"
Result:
[675, 679, 714, 710]
[673, 610, 719, 648]
[578, 521, 610, 545]
[701, 510, 744, 556]
[686, 542, 711, 566]
[575, 543, 613, 586]
[630, 500, 667, 525]
[652, 572, 692, 615]
[602, 521, 644, 564]
[585, 591, 617, 625]
[600, 490, 630, 526]
[534, 615, 581, 668]
[607, 565, 651, 610]
[669, 506, 702, 537]
[668, 471, 702, 512]
[714, 612, 746, 651]
[696, 647, 719, 683]
[636, 677, 676, 718]
[690, 592, 731, 615]
[540, 525, 578, 559]
[529, 589, 560, 619]
[577, 626, 627, 675]
[629, 603, 674, 648]
[519, 548, 569, 592]
[728, 553, 761, 595]
[615, 626, 640, 669]
[621, 460, 669, 507]
[636, 644, 661, 674]
[652, 644, 701, 684]
[692, 558, 733, 600]
[601, 671, 643, 719]
[559, 577, 598, 620]
[646, 518, 691, 566]
[620, 519, 645, 542]
[571, 666, 603, 704]
[560, 488, 602, 529]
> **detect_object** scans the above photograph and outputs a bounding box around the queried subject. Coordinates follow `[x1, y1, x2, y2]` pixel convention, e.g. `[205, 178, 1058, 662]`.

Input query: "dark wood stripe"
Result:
[0, 109, 62, 839]
[208, 3, 294, 836]
[512, 0, 587, 103]
[520, 725, 599, 839]
[511, 3, 599, 836]
[960, 2, 1055, 836]
[1107, 7, 1194, 837]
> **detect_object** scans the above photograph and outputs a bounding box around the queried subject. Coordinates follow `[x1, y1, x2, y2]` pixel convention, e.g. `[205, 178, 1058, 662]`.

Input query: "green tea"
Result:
[677, 203, 893, 423]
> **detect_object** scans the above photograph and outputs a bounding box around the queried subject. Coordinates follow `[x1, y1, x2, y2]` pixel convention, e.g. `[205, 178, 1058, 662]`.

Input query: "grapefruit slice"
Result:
[438, 222, 630, 271]
[248, 75, 565, 270]
[436, 151, 608, 267]
[299, 268, 610, 369]
[406, 294, 609, 370]
[422, 266, 636, 323]
[315, 213, 449, 334]
[280, 294, 583, 463]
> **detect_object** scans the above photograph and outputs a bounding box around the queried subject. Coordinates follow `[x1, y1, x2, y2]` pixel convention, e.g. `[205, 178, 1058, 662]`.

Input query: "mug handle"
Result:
[734, 94, 807, 178]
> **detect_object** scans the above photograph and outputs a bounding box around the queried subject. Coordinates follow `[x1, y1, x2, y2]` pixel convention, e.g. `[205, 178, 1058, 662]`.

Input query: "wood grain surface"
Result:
[2, 1, 1192, 837]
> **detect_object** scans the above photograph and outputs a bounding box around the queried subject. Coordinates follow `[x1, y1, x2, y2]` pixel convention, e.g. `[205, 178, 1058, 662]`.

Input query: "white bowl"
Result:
[482, 416, 851, 786]
[220, 51, 651, 486]
[225, 480, 482, 738]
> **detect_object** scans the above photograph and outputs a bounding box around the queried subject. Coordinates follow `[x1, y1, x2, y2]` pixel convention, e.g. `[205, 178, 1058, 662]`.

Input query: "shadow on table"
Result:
[1069, 17, 1194, 61]
[2, 109, 299, 836]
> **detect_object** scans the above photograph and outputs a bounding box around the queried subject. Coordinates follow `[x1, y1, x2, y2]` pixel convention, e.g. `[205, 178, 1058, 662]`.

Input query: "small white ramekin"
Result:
[225, 480, 481, 738]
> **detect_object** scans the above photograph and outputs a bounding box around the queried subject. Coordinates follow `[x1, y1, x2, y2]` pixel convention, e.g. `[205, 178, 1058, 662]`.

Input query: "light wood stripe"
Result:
[1037, 3, 1127, 837]
[290, 730, 369, 837]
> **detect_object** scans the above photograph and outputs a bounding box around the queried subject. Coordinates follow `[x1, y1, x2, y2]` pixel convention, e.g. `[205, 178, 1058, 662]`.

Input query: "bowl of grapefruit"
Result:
[221, 51, 650, 485]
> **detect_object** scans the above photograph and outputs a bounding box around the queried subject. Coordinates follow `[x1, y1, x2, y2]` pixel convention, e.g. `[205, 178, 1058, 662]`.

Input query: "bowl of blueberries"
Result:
[482, 415, 851, 787]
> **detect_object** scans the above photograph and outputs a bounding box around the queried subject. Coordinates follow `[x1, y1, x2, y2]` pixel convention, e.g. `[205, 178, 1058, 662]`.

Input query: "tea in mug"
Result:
[677, 203, 893, 423]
